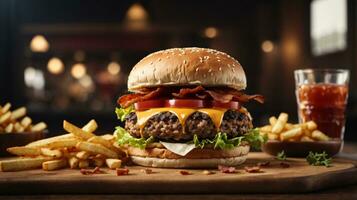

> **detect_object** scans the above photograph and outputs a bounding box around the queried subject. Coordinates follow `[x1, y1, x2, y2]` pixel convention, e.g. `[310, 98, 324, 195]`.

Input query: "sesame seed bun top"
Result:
[127, 47, 247, 92]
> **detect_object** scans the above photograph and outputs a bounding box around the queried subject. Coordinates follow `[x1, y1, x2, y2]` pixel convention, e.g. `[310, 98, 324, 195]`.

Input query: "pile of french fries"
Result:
[260, 113, 330, 142]
[0, 102, 47, 133]
[0, 120, 123, 172]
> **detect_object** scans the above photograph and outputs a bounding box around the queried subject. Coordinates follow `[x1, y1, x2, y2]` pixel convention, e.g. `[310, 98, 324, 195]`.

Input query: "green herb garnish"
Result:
[276, 150, 287, 161]
[306, 151, 332, 167]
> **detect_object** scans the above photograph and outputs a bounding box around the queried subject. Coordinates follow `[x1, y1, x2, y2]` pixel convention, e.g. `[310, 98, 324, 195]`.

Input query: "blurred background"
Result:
[0, 0, 356, 140]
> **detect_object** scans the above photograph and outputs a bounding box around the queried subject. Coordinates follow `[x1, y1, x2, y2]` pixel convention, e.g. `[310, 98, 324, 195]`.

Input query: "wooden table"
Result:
[1, 142, 356, 200]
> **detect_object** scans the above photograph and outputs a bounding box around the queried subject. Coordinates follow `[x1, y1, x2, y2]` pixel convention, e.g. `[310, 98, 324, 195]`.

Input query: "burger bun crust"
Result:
[128, 47, 246, 92]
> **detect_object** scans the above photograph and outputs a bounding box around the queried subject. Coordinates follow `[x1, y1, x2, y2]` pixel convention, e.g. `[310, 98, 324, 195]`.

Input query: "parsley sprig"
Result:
[306, 151, 332, 167]
[276, 150, 287, 161]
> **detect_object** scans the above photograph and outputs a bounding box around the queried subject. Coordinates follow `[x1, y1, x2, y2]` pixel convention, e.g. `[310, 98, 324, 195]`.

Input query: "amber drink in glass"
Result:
[294, 69, 349, 141]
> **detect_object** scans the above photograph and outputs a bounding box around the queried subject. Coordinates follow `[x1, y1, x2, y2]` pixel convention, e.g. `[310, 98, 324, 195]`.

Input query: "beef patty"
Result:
[125, 110, 252, 142]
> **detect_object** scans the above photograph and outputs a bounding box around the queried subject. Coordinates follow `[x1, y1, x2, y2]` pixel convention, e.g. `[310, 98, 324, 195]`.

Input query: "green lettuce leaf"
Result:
[116, 126, 266, 150]
[115, 105, 134, 122]
[192, 128, 267, 150]
[193, 133, 243, 149]
[243, 128, 267, 150]
[115, 126, 154, 149]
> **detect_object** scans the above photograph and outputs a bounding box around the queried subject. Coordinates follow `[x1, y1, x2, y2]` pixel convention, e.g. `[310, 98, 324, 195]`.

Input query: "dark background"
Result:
[0, 0, 356, 140]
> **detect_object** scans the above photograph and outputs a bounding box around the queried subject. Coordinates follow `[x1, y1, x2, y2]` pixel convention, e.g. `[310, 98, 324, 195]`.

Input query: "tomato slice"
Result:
[212, 101, 240, 110]
[166, 99, 205, 108]
[134, 99, 165, 111]
[134, 99, 240, 111]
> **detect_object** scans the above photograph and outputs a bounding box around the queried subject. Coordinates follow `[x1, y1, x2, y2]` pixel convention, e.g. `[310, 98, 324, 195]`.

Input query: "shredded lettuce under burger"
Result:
[115, 126, 266, 150]
[115, 126, 154, 149]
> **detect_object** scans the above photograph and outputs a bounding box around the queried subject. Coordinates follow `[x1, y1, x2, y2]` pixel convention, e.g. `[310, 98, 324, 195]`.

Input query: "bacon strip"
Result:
[172, 85, 205, 98]
[118, 86, 264, 107]
[118, 87, 164, 108]
[218, 165, 236, 173]
[205, 90, 234, 103]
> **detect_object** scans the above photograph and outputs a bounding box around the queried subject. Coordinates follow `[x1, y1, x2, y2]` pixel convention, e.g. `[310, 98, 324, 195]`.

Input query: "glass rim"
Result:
[294, 68, 350, 75]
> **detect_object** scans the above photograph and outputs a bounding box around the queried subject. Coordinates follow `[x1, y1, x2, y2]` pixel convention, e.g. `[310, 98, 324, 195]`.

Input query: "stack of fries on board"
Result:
[259, 113, 330, 142]
[0, 102, 46, 133]
[0, 120, 123, 172]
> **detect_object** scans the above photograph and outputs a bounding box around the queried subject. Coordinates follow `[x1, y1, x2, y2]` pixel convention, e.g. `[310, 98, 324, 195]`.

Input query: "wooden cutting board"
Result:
[1, 152, 357, 194]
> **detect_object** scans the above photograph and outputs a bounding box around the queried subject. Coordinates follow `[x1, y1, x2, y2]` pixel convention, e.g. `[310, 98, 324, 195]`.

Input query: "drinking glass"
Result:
[294, 69, 349, 141]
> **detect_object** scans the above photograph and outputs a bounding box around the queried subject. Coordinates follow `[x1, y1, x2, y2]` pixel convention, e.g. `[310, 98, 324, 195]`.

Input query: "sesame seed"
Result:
[219, 67, 222, 71]
[183, 60, 187, 64]
[208, 69, 212, 73]
[196, 68, 199, 72]
[158, 58, 162, 61]
[150, 62, 154, 65]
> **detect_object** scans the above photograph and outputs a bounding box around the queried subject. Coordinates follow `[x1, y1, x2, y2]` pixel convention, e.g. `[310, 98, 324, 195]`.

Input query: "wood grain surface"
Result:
[0, 153, 356, 194]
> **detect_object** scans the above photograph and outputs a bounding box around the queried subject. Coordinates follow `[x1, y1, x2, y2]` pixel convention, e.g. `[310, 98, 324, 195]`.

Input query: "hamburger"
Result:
[115, 47, 265, 168]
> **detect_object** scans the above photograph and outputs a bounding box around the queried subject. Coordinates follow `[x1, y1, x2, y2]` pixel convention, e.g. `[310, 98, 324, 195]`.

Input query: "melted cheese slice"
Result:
[136, 108, 227, 133]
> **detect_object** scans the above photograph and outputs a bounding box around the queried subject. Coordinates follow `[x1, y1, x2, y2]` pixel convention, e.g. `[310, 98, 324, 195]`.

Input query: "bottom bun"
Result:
[128, 145, 250, 168]
[131, 155, 248, 168]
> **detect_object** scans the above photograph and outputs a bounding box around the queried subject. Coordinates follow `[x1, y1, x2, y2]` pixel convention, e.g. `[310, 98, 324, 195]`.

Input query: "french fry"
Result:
[95, 154, 106, 159]
[28, 138, 79, 149]
[7, 146, 41, 156]
[78, 160, 89, 168]
[267, 133, 279, 140]
[68, 157, 79, 169]
[14, 122, 24, 132]
[76, 151, 90, 160]
[5, 123, 14, 133]
[10, 107, 26, 121]
[260, 125, 272, 132]
[63, 150, 77, 159]
[101, 134, 115, 142]
[284, 123, 293, 130]
[1, 103, 11, 114]
[269, 116, 277, 126]
[21, 117, 32, 130]
[93, 158, 104, 167]
[42, 159, 67, 171]
[87, 136, 115, 151]
[0, 112, 11, 124]
[29, 119, 96, 147]
[272, 113, 288, 134]
[306, 121, 318, 131]
[63, 120, 95, 140]
[82, 119, 98, 133]
[0, 157, 51, 172]
[26, 134, 75, 147]
[106, 158, 121, 169]
[31, 122, 47, 132]
[311, 130, 330, 141]
[302, 128, 312, 137]
[301, 136, 314, 142]
[76, 141, 118, 158]
[46, 139, 79, 149]
[41, 148, 62, 158]
[280, 127, 302, 141]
